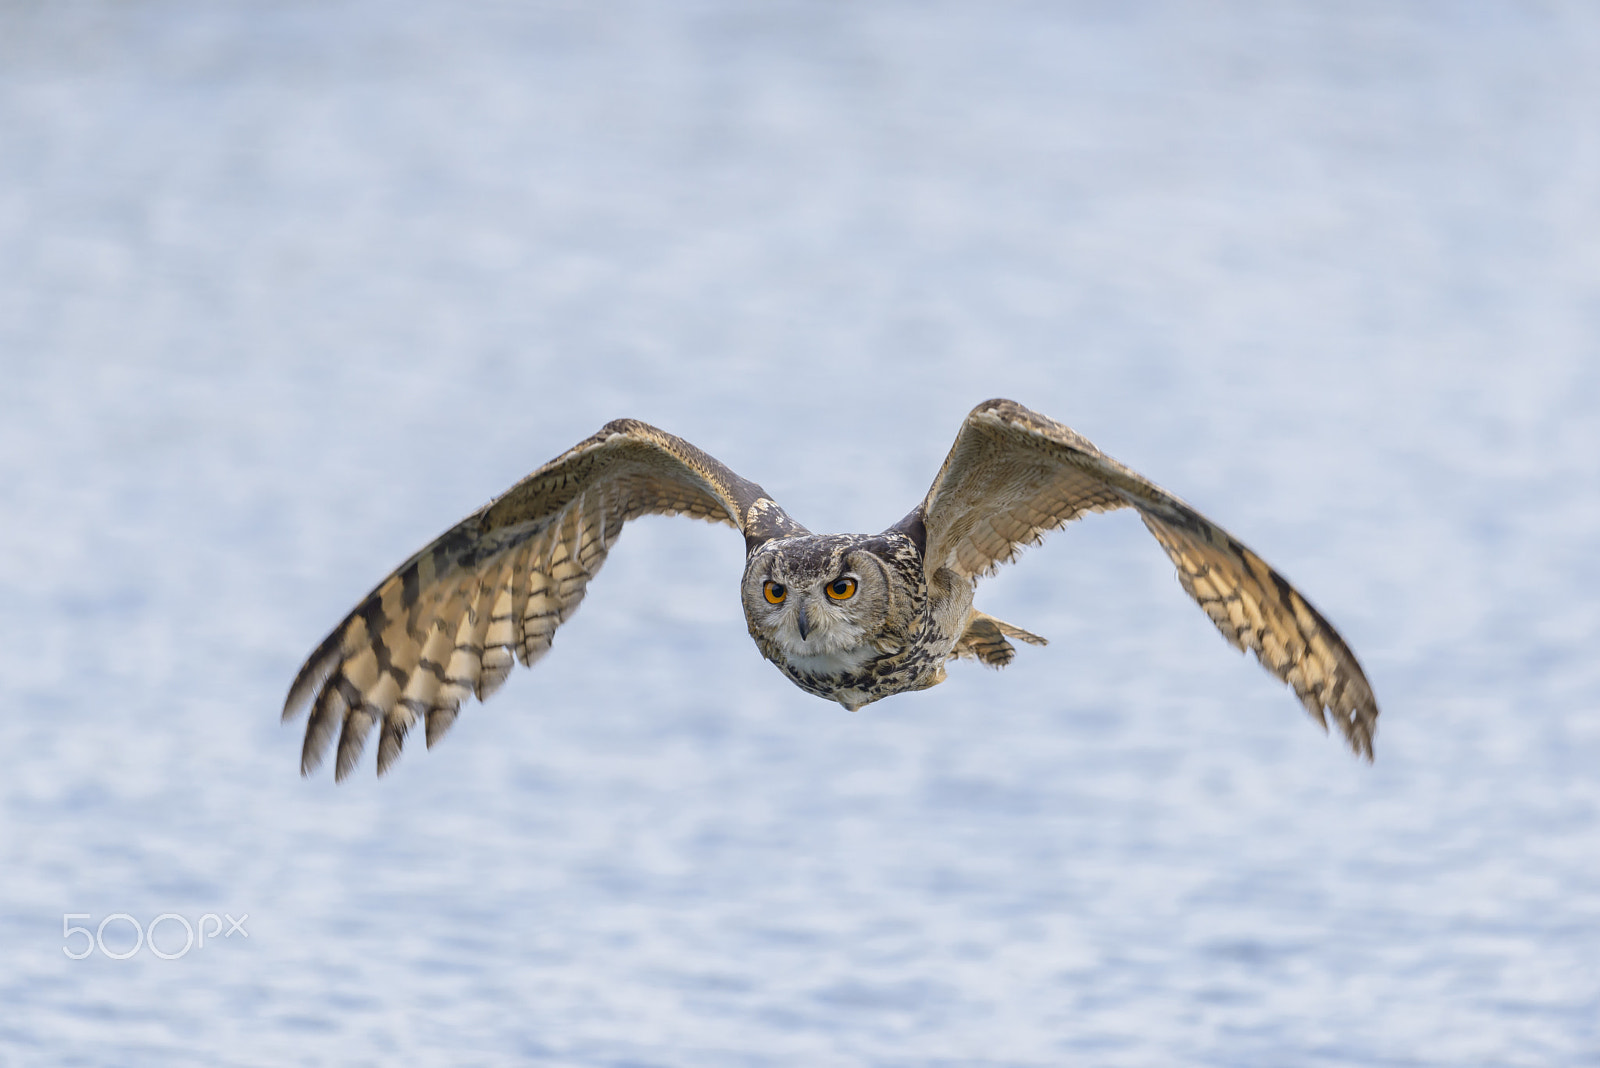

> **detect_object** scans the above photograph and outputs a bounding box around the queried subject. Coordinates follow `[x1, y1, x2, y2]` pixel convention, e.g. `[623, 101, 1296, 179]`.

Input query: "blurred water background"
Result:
[2, 2, 1597, 1065]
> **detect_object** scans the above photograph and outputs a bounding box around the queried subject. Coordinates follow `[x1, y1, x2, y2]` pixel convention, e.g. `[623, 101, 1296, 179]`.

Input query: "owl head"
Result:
[740, 534, 903, 668]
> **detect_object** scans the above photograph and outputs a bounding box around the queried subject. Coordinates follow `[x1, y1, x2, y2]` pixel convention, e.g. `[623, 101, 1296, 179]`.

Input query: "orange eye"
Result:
[826, 577, 857, 600]
[763, 581, 786, 604]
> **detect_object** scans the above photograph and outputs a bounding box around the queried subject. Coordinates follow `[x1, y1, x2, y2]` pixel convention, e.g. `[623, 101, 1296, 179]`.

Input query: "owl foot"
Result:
[953, 609, 1048, 668]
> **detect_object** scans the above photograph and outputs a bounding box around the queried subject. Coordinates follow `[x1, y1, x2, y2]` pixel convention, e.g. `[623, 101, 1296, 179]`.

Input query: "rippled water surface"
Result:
[2, 3, 1597, 1065]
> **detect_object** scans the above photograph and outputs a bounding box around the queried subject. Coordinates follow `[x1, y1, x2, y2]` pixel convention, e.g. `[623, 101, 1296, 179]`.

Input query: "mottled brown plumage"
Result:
[285, 400, 1380, 779]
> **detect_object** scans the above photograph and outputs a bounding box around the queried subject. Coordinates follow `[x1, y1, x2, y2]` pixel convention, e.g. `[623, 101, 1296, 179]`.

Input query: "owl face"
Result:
[740, 536, 896, 671]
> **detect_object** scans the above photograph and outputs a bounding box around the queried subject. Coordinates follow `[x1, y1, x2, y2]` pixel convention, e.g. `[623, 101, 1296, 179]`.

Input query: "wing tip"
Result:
[283, 641, 341, 723]
[297, 678, 347, 777]
[424, 705, 459, 749]
[1308, 686, 1380, 762]
[332, 715, 371, 783]
[375, 717, 408, 778]
[1344, 700, 1380, 763]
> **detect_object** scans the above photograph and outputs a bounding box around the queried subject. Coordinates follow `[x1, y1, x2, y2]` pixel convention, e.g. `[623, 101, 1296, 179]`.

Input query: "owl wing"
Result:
[908, 398, 1379, 758]
[284, 419, 806, 780]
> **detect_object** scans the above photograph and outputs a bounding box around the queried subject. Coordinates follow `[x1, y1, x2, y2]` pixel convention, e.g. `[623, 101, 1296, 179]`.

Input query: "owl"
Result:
[285, 399, 1379, 780]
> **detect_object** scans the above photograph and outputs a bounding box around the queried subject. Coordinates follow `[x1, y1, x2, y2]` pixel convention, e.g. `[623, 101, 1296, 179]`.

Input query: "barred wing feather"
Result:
[917, 399, 1379, 757]
[283, 419, 802, 779]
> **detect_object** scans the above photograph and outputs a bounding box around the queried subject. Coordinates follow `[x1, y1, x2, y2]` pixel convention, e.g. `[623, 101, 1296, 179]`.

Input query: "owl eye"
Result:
[826, 577, 857, 600]
[763, 581, 786, 604]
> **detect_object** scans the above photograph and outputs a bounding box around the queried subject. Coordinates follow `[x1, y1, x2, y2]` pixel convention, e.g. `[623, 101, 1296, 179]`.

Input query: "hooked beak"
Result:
[796, 602, 811, 640]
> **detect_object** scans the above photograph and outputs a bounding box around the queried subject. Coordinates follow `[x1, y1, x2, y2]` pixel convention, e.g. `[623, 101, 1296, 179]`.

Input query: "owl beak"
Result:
[796, 602, 812, 641]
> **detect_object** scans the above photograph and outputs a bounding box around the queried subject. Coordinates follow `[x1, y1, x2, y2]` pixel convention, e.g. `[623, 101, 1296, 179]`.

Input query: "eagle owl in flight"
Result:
[285, 399, 1379, 780]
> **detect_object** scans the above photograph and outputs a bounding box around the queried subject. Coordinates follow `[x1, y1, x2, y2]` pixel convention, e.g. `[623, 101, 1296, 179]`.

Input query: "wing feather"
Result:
[285, 419, 805, 779]
[915, 399, 1380, 758]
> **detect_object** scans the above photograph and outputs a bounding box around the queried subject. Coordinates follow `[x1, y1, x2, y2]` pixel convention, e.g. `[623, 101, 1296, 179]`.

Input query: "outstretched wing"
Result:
[284, 419, 806, 780]
[909, 398, 1380, 758]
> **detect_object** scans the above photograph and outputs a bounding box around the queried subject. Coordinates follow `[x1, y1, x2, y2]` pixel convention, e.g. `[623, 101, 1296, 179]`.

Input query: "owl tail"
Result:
[952, 609, 1048, 668]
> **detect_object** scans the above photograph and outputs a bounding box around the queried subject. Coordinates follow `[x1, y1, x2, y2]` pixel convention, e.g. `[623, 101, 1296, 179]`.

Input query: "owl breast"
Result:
[781, 645, 880, 678]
